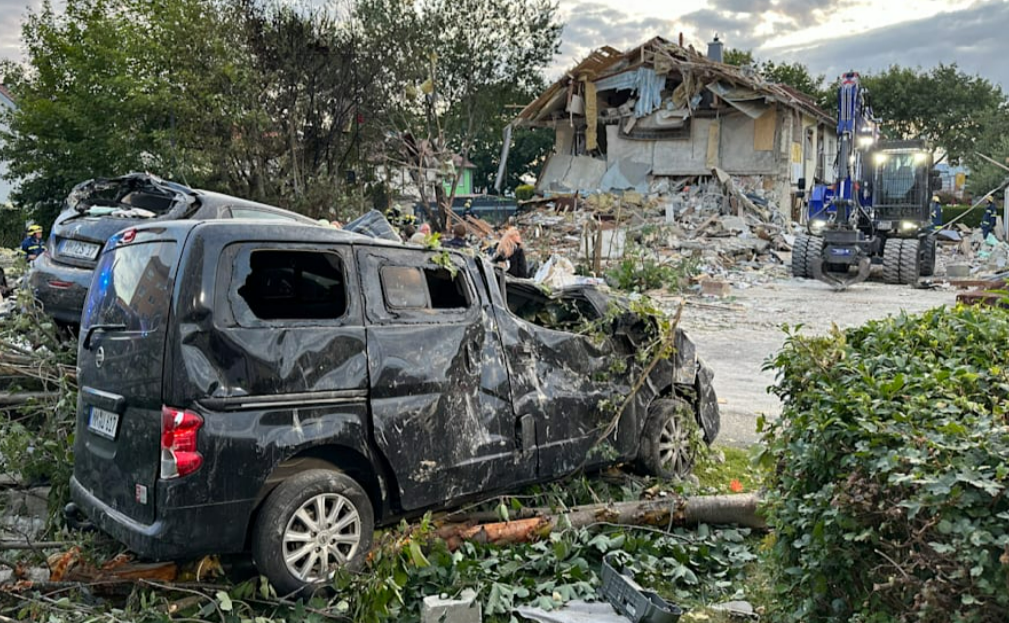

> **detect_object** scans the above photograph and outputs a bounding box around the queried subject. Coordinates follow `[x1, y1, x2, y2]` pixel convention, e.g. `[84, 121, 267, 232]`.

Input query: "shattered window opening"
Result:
[238, 250, 347, 320]
[380, 265, 470, 311]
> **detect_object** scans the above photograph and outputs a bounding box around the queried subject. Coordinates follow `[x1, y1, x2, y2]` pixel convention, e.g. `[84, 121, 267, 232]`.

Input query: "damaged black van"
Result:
[68, 219, 719, 595]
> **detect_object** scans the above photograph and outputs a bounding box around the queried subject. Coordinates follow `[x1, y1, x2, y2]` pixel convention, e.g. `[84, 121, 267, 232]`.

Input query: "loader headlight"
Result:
[901, 220, 918, 231]
[810, 219, 827, 234]
[857, 136, 875, 148]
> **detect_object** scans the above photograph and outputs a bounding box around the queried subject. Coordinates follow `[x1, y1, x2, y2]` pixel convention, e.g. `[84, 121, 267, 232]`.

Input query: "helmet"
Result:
[27, 225, 42, 235]
[932, 195, 940, 202]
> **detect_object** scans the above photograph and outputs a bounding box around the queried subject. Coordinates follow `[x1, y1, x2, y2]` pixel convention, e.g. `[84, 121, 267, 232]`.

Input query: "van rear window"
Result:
[82, 241, 177, 331]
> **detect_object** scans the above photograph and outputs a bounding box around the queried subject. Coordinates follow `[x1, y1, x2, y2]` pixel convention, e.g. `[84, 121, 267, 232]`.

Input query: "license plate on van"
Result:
[88, 407, 120, 439]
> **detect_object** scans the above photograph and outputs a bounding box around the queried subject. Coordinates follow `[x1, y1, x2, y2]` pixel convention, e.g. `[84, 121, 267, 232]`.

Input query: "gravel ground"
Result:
[664, 275, 959, 447]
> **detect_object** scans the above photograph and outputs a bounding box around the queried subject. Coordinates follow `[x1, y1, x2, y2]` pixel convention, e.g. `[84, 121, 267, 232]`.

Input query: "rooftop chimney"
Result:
[708, 35, 723, 63]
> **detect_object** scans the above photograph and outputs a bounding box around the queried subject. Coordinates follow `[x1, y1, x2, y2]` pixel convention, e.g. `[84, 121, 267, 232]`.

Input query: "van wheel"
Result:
[252, 469, 374, 597]
[638, 398, 698, 479]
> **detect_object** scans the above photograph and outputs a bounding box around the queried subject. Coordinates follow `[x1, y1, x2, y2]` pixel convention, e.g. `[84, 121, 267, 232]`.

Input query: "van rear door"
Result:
[73, 228, 182, 525]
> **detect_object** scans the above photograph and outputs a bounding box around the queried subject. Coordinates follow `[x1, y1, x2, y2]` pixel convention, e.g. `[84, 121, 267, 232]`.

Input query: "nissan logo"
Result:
[95, 346, 105, 368]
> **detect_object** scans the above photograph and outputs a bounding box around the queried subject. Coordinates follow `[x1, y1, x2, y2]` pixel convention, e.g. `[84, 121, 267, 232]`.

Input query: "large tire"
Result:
[792, 234, 810, 278]
[920, 235, 936, 277]
[899, 237, 921, 285]
[638, 398, 700, 480]
[882, 238, 902, 284]
[252, 469, 374, 597]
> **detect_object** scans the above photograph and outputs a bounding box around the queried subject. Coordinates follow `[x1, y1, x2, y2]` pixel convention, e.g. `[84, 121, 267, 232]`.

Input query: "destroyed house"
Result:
[515, 37, 837, 216]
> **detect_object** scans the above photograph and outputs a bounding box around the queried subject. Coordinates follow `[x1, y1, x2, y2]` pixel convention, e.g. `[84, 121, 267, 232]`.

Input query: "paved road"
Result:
[669, 278, 957, 446]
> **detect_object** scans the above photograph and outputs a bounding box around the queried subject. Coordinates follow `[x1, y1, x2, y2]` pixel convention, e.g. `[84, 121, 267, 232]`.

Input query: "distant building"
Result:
[934, 162, 968, 200]
[0, 85, 16, 205]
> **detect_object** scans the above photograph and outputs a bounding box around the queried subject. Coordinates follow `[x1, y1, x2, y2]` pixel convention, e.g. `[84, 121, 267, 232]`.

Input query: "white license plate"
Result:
[877, 220, 892, 230]
[60, 239, 101, 260]
[88, 407, 120, 440]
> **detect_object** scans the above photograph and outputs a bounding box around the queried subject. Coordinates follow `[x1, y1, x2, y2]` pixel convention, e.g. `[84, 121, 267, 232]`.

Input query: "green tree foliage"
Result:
[762, 307, 1009, 622]
[761, 60, 827, 102]
[723, 48, 754, 67]
[353, 0, 561, 229]
[0, 0, 379, 226]
[723, 49, 827, 102]
[860, 64, 1006, 164]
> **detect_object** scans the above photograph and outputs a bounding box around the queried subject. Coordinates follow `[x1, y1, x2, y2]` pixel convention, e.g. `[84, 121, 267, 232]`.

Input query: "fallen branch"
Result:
[435, 493, 765, 549]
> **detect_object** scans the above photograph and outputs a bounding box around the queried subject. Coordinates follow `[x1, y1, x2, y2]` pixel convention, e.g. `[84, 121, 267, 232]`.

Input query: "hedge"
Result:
[761, 307, 1009, 622]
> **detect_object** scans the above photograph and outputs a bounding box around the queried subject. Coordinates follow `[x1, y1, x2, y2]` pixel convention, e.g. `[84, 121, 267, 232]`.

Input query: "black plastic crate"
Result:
[600, 555, 683, 623]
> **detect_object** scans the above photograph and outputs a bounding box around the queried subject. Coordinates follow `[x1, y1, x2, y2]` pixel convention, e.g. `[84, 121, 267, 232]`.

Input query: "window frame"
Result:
[358, 248, 477, 325]
[220, 243, 357, 329]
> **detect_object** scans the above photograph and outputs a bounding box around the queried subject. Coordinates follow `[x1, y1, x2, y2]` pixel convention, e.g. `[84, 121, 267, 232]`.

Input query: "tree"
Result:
[723, 49, 826, 102]
[722, 48, 754, 67]
[760, 60, 827, 102]
[354, 0, 561, 230]
[860, 63, 1007, 164]
[0, 0, 381, 226]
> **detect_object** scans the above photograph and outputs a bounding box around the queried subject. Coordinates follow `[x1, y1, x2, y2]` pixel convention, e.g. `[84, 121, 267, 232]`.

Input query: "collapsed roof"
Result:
[516, 36, 832, 132]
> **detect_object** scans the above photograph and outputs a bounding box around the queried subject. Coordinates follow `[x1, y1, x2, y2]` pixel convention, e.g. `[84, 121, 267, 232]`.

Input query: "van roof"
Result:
[130, 218, 472, 255]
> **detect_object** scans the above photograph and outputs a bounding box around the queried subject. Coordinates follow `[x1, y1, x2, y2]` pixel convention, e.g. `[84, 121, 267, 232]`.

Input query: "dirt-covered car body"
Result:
[28, 173, 317, 325]
[68, 219, 718, 592]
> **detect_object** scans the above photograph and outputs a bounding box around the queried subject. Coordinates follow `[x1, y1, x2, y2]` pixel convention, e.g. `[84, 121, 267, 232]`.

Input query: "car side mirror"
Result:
[797, 177, 807, 191]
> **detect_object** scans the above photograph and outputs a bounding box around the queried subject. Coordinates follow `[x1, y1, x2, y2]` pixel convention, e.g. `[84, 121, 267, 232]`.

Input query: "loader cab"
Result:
[870, 140, 933, 230]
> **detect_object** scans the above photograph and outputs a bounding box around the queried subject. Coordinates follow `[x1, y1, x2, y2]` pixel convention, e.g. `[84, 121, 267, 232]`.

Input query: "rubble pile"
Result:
[934, 225, 1009, 278]
[516, 172, 795, 292]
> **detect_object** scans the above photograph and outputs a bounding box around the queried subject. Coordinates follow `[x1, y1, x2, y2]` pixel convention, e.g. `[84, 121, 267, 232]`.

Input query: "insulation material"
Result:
[706, 118, 721, 170]
[594, 67, 666, 118]
[754, 106, 776, 151]
[584, 80, 598, 151]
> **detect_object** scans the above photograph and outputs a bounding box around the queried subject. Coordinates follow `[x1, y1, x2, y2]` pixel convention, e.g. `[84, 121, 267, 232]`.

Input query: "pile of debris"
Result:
[515, 168, 795, 293]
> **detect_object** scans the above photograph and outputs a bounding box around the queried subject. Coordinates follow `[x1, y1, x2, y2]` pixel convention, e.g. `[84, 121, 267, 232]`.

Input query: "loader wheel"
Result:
[899, 238, 921, 285]
[252, 469, 374, 598]
[882, 238, 902, 284]
[638, 398, 699, 480]
[792, 234, 810, 278]
[920, 235, 936, 277]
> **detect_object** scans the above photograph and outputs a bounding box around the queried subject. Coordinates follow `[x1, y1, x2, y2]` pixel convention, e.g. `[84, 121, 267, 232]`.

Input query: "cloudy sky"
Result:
[556, 0, 1009, 88]
[0, 0, 1005, 89]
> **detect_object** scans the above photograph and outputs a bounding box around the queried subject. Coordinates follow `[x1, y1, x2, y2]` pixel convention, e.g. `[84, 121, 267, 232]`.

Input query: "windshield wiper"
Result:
[82, 323, 127, 350]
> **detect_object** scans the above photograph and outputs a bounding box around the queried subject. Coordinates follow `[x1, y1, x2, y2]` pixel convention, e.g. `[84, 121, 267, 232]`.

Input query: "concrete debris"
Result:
[516, 172, 794, 294]
[701, 279, 732, 298]
[422, 589, 483, 623]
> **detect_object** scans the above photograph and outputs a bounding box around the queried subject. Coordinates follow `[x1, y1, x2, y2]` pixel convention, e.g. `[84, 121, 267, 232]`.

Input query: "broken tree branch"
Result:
[435, 493, 765, 550]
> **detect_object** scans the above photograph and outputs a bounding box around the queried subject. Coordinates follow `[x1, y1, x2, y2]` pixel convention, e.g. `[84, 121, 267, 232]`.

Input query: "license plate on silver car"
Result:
[60, 239, 101, 260]
[88, 407, 120, 439]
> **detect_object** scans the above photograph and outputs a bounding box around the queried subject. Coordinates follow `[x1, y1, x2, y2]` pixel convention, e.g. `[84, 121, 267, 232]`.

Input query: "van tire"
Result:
[252, 469, 374, 598]
[637, 398, 698, 480]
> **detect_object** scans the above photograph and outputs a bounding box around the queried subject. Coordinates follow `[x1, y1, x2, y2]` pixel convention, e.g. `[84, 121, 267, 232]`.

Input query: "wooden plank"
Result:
[584, 79, 598, 151]
[705, 118, 720, 169]
[754, 105, 776, 151]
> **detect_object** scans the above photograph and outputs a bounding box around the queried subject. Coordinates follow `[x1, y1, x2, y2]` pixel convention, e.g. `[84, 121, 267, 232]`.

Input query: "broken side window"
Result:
[238, 250, 347, 320]
[380, 265, 470, 311]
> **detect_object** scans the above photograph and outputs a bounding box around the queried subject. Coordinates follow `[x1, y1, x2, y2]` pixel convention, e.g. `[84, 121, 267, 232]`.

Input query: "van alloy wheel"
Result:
[282, 493, 362, 583]
[658, 416, 691, 476]
[252, 469, 374, 597]
[637, 397, 698, 479]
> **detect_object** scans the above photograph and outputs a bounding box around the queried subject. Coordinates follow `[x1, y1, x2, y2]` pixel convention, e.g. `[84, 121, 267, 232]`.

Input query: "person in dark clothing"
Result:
[492, 227, 528, 278]
[981, 197, 999, 239]
[444, 224, 469, 249]
[21, 224, 44, 261]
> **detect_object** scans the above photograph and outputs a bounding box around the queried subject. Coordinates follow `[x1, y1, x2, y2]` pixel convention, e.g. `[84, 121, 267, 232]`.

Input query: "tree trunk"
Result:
[435, 494, 765, 550]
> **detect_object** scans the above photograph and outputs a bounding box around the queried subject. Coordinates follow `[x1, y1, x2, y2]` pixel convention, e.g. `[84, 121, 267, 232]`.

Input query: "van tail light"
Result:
[161, 406, 203, 479]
